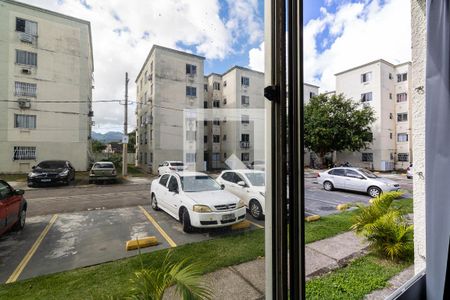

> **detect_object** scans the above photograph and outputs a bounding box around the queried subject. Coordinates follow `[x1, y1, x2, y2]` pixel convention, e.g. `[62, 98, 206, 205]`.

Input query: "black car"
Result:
[27, 160, 75, 187]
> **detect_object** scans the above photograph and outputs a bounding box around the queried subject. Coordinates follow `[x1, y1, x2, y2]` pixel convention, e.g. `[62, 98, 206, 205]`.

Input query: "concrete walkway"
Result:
[165, 231, 369, 299]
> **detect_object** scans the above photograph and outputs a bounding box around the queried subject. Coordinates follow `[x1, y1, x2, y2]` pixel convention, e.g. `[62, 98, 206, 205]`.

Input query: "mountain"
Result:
[92, 131, 123, 143]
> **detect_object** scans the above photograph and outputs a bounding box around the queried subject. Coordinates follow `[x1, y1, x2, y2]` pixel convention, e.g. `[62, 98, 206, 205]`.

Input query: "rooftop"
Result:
[335, 59, 411, 76]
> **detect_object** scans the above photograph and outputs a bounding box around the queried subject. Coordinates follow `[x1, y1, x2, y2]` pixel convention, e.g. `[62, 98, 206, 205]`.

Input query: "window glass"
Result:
[330, 169, 345, 176]
[168, 176, 178, 191]
[0, 181, 13, 200]
[345, 169, 361, 178]
[159, 174, 170, 186]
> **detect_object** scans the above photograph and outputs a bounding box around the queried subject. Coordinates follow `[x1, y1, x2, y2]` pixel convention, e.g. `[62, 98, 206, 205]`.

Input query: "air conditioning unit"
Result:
[18, 99, 31, 109]
[19, 32, 33, 43]
[21, 68, 32, 75]
[88, 111, 94, 117]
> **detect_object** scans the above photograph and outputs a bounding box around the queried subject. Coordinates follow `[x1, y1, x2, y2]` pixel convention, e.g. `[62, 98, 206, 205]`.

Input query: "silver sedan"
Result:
[317, 167, 400, 198]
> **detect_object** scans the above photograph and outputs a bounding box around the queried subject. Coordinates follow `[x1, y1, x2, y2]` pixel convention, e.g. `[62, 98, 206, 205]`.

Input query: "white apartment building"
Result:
[203, 67, 265, 170]
[335, 59, 412, 171]
[135, 45, 205, 174]
[0, 0, 94, 173]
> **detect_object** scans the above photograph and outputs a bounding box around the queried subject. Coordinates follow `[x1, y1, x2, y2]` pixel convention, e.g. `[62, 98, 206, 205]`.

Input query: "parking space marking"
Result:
[247, 220, 264, 229]
[6, 214, 58, 283]
[138, 206, 177, 248]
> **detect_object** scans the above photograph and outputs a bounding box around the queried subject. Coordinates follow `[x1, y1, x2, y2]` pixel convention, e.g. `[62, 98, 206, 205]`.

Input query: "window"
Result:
[241, 95, 249, 105]
[213, 119, 220, 126]
[329, 169, 346, 176]
[222, 172, 235, 182]
[389, 93, 393, 99]
[361, 92, 372, 102]
[15, 82, 36, 97]
[213, 82, 220, 90]
[16, 50, 37, 66]
[223, 98, 227, 105]
[241, 153, 250, 161]
[150, 152, 153, 163]
[390, 132, 393, 139]
[144, 152, 147, 164]
[241, 134, 250, 142]
[361, 72, 372, 83]
[397, 93, 407, 102]
[16, 18, 37, 36]
[145, 71, 148, 81]
[398, 153, 409, 162]
[144, 92, 147, 104]
[389, 113, 393, 119]
[204, 101, 208, 108]
[397, 73, 408, 82]
[362, 153, 373, 162]
[186, 86, 197, 97]
[15, 114, 36, 129]
[346, 169, 361, 178]
[0, 181, 13, 200]
[13, 146, 36, 160]
[398, 133, 409, 142]
[223, 134, 227, 141]
[168, 176, 178, 190]
[223, 80, 227, 87]
[186, 153, 196, 163]
[204, 120, 208, 126]
[204, 84, 208, 92]
[224, 152, 227, 159]
[212, 153, 220, 161]
[309, 92, 315, 99]
[159, 174, 170, 186]
[241, 115, 250, 124]
[213, 100, 220, 108]
[150, 130, 153, 140]
[186, 64, 197, 75]
[186, 130, 196, 141]
[204, 136, 208, 143]
[397, 113, 408, 122]
[241, 76, 250, 86]
[213, 135, 220, 143]
[389, 73, 393, 79]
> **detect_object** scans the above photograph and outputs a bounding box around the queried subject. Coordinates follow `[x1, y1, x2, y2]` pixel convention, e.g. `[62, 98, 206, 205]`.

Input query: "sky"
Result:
[18, 0, 411, 133]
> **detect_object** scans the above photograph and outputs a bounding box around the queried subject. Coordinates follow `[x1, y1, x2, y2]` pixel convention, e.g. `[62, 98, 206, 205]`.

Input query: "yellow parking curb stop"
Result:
[231, 220, 251, 230]
[305, 215, 320, 222]
[126, 236, 158, 251]
[336, 203, 350, 211]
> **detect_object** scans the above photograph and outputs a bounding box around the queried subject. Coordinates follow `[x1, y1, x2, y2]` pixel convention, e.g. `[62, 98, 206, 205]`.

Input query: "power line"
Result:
[0, 99, 124, 103]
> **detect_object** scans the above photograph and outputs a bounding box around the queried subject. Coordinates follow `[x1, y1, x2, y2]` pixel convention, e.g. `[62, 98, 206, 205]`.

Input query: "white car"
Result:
[317, 167, 400, 198]
[150, 172, 247, 233]
[157, 161, 185, 175]
[216, 170, 265, 220]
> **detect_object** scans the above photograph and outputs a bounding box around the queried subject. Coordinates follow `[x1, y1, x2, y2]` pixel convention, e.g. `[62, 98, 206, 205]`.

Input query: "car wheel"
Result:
[181, 208, 193, 233]
[368, 186, 382, 198]
[249, 200, 264, 220]
[13, 209, 26, 231]
[323, 181, 334, 191]
[151, 194, 160, 211]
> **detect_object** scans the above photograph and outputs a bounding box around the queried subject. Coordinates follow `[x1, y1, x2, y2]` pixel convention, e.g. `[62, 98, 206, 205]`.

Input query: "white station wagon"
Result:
[150, 172, 246, 233]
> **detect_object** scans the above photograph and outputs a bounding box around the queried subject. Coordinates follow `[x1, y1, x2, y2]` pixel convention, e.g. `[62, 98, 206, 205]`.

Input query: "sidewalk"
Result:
[164, 231, 369, 299]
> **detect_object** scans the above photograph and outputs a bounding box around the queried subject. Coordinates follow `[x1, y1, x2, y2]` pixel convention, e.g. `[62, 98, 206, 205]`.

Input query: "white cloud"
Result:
[246, 0, 411, 92]
[18, 0, 245, 132]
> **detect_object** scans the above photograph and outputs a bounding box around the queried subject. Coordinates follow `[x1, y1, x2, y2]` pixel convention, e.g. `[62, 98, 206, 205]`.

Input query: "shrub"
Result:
[351, 191, 413, 261]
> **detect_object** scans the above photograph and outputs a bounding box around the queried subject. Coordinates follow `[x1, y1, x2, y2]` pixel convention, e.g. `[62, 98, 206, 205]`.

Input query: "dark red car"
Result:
[0, 180, 27, 236]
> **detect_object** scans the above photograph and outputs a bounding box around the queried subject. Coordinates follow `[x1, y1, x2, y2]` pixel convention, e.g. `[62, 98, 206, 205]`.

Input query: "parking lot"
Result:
[0, 172, 411, 283]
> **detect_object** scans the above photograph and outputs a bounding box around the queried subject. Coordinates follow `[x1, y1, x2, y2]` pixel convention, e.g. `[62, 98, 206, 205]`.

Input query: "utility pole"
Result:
[122, 72, 129, 176]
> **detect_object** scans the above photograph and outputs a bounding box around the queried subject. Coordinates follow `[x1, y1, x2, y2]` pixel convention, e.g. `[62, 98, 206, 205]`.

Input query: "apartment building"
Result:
[135, 45, 205, 174]
[335, 59, 412, 170]
[203, 67, 265, 170]
[0, 0, 94, 173]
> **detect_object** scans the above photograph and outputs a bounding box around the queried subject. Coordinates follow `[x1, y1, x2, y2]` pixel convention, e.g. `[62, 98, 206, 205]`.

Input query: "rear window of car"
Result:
[94, 163, 114, 169]
[37, 161, 66, 169]
[170, 162, 184, 166]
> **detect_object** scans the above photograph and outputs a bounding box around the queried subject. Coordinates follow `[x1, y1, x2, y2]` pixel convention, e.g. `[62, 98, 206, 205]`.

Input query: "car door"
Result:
[232, 172, 250, 201]
[329, 168, 346, 188]
[344, 169, 366, 192]
[0, 181, 20, 229]
[156, 174, 170, 211]
[166, 175, 181, 216]
[0, 183, 7, 234]
[218, 172, 234, 190]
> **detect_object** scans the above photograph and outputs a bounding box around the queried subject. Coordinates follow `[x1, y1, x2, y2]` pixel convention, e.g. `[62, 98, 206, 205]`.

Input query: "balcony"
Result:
[240, 141, 250, 149]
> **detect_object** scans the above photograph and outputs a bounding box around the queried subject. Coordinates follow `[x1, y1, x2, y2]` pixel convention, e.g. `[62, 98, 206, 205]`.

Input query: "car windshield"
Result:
[94, 163, 114, 169]
[180, 175, 221, 192]
[37, 161, 65, 169]
[170, 162, 184, 166]
[357, 168, 378, 178]
[245, 173, 265, 186]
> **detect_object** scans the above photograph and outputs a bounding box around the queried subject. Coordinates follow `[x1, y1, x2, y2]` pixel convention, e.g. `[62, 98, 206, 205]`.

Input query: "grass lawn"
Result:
[306, 254, 412, 300]
[0, 198, 413, 299]
[0, 174, 27, 182]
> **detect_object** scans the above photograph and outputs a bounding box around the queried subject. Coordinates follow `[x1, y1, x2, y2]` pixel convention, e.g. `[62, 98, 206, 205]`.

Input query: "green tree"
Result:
[304, 93, 376, 166]
[92, 139, 106, 153]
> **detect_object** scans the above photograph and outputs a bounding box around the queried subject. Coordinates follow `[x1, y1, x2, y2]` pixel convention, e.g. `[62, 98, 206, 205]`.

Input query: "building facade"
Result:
[335, 59, 412, 171]
[0, 0, 94, 173]
[135, 45, 205, 174]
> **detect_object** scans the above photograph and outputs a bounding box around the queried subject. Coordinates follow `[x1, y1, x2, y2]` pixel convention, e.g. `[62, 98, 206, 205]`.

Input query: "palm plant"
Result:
[128, 253, 213, 300]
[351, 191, 413, 261]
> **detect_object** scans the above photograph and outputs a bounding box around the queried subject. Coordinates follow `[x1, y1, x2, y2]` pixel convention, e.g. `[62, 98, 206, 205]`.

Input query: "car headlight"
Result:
[259, 192, 265, 197]
[192, 205, 212, 213]
[28, 172, 39, 178]
[58, 170, 69, 177]
[237, 199, 245, 208]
